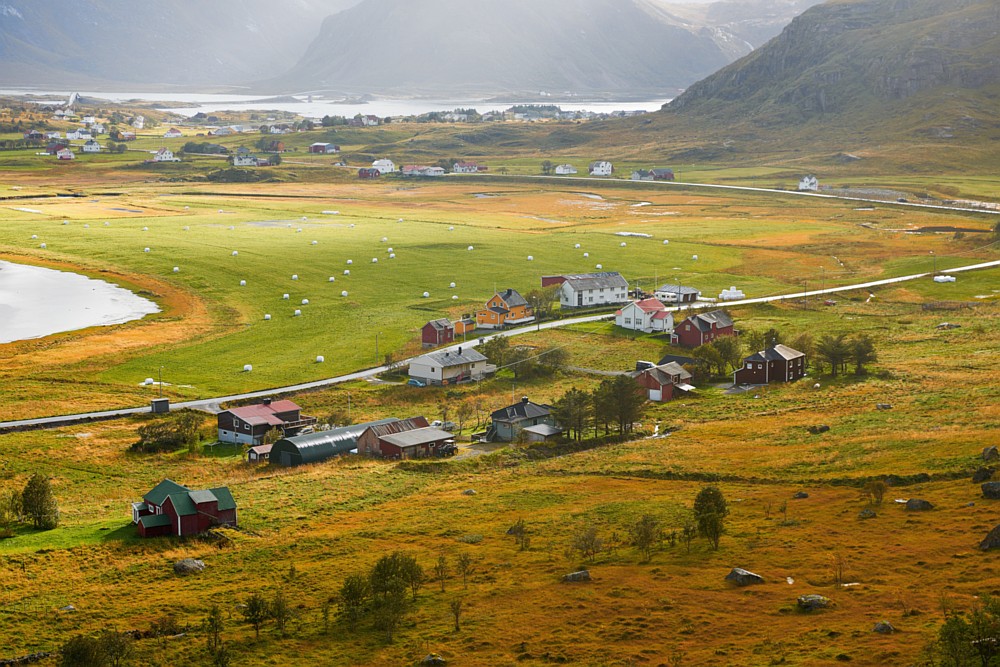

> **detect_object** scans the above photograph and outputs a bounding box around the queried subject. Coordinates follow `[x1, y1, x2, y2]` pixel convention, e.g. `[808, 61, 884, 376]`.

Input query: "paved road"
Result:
[1, 259, 997, 433]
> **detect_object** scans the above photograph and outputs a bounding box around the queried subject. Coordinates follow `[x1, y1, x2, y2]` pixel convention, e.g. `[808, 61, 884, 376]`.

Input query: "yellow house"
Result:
[475, 289, 534, 329]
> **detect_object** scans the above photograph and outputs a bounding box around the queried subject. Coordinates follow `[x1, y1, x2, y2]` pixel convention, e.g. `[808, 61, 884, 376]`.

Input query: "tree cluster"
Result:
[476, 336, 568, 379]
[130, 411, 203, 453]
[0, 473, 59, 534]
[338, 552, 425, 641]
[59, 630, 134, 667]
[551, 375, 647, 441]
[928, 594, 1000, 666]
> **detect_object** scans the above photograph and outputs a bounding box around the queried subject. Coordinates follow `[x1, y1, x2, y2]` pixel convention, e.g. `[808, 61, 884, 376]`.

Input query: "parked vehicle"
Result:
[407, 378, 427, 387]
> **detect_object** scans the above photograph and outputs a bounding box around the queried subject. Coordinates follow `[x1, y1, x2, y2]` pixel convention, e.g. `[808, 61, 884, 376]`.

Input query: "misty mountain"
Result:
[265, 0, 813, 98]
[665, 0, 1000, 123]
[0, 0, 361, 89]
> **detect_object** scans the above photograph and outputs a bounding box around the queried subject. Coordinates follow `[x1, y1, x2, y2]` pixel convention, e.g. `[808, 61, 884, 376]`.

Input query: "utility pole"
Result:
[158, 366, 163, 398]
[375, 331, 381, 366]
[930, 251, 937, 275]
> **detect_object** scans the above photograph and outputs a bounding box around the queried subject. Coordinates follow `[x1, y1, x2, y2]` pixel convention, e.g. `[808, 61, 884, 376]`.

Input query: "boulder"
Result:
[562, 570, 591, 583]
[983, 446, 999, 462]
[725, 567, 764, 586]
[173, 558, 206, 576]
[980, 524, 1000, 551]
[872, 621, 895, 634]
[421, 654, 447, 666]
[982, 482, 1000, 499]
[462, 489, 477, 496]
[972, 467, 994, 483]
[858, 509, 877, 520]
[905, 499, 934, 511]
[797, 594, 832, 611]
[876, 403, 893, 410]
[807, 424, 831, 434]
[793, 491, 810, 499]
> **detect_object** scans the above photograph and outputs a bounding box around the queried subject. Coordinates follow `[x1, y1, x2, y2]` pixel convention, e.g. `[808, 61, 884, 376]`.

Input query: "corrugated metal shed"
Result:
[270, 418, 399, 467]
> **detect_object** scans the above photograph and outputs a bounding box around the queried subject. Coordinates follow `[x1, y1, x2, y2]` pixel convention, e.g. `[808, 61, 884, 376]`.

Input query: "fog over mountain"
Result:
[0, 0, 818, 95]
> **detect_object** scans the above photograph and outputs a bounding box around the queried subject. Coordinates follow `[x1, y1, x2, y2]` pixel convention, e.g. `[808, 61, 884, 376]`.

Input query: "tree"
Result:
[572, 525, 604, 562]
[211, 642, 232, 667]
[371, 588, 408, 642]
[262, 427, 283, 445]
[271, 589, 292, 636]
[541, 160, 554, 175]
[849, 333, 877, 376]
[537, 346, 570, 375]
[525, 286, 559, 320]
[456, 401, 474, 435]
[789, 332, 815, 368]
[507, 346, 538, 379]
[456, 553, 475, 589]
[21, 473, 58, 529]
[338, 573, 370, 631]
[711, 336, 744, 374]
[692, 343, 725, 378]
[242, 591, 270, 639]
[204, 604, 224, 655]
[863, 480, 886, 506]
[593, 375, 646, 435]
[59, 635, 104, 667]
[132, 411, 203, 453]
[508, 519, 530, 550]
[681, 522, 696, 554]
[269, 152, 282, 166]
[0, 487, 22, 537]
[630, 514, 661, 562]
[477, 335, 509, 367]
[370, 552, 423, 601]
[693, 486, 729, 550]
[815, 334, 850, 377]
[435, 554, 449, 592]
[450, 598, 464, 632]
[552, 387, 593, 441]
[98, 630, 134, 667]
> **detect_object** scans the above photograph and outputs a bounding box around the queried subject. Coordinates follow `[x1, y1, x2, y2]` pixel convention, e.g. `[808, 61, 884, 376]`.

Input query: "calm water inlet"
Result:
[0, 260, 160, 344]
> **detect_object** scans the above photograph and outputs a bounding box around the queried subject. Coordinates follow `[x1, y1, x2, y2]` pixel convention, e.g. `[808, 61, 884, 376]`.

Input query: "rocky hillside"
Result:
[0, 0, 361, 88]
[664, 0, 1000, 123]
[266, 0, 811, 97]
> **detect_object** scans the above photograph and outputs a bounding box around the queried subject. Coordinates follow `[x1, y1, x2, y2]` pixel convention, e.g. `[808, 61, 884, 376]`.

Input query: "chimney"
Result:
[263, 398, 272, 405]
[521, 396, 529, 404]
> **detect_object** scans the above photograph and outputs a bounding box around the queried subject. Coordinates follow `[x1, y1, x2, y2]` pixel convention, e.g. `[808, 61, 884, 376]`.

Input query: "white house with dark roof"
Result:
[372, 159, 396, 175]
[487, 396, 556, 442]
[542, 272, 629, 309]
[554, 164, 577, 175]
[589, 160, 613, 176]
[799, 175, 819, 191]
[82, 139, 101, 153]
[408, 347, 494, 386]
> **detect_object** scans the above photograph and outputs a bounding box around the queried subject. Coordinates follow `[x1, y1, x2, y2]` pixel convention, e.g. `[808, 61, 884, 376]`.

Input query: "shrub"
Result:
[131, 411, 203, 453]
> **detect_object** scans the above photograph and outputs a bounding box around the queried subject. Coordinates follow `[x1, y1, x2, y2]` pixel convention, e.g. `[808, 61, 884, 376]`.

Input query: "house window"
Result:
[757, 364, 763, 369]
[625, 318, 631, 324]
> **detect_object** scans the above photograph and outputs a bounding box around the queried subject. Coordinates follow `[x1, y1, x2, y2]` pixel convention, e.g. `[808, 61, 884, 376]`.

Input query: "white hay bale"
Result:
[583, 252, 589, 258]
[527, 255, 534, 261]
[183, 226, 189, 230]
[39, 243, 46, 248]
[231, 250, 238, 256]
[450, 282, 456, 288]
[389, 253, 396, 259]
[291, 274, 298, 280]
[620, 242, 627, 247]
[301, 299, 309, 305]
[348, 223, 355, 228]
[302, 216, 308, 221]
[467, 245, 474, 251]
[328, 276, 335, 282]
[452, 295, 459, 300]
[184, 206, 189, 210]
[62, 220, 68, 225]
[596, 264, 603, 269]
[346, 259, 353, 265]
[662, 239, 669, 244]
[294, 309, 302, 316]
[143, 247, 150, 253]
[341, 290, 348, 297]
[105, 222, 111, 226]
[240, 280, 247, 286]
[218, 209, 224, 214]
[296, 228, 302, 233]
[344, 269, 350, 276]
[228, 225, 234, 230]
[84, 224, 90, 228]
[575, 243, 581, 249]
[264, 314, 271, 321]
[692, 254, 698, 260]
[243, 364, 252, 372]
[144, 378, 155, 386]
[30, 234, 37, 239]
[311, 240, 318, 245]
[282, 293, 289, 299]
[316, 355, 325, 363]
[381, 237, 388, 242]
[423, 291, 430, 298]
[142, 226, 149, 231]
[173, 267, 180, 273]
[398, 218, 404, 223]
[387, 247, 393, 253]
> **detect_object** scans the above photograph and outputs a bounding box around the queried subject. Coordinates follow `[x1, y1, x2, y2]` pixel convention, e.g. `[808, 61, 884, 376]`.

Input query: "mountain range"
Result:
[0, 0, 818, 95]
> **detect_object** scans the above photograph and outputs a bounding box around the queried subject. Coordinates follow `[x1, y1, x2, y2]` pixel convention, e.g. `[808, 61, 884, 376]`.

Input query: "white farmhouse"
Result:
[554, 164, 577, 175]
[799, 175, 819, 191]
[152, 148, 180, 162]
[615, 298, 674, 334]
[232, 153, 258, 167]
[56, 148, 75, 160]
[66, 128, 92, 141]
[372, 159, 396, 175]
[544, 272, 630, 309]
[589, 160, 613, 177]
[408, 347, 493, 386]
[82, 139, 101, 153]
[163, 128, 183, 139]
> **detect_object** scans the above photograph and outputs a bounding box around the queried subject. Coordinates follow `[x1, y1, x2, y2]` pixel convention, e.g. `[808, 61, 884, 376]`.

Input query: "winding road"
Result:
[2, 259, 997, 434]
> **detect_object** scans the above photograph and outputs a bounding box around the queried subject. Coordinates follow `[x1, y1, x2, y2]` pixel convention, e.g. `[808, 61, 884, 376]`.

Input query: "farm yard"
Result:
[1, 107, 999, 666]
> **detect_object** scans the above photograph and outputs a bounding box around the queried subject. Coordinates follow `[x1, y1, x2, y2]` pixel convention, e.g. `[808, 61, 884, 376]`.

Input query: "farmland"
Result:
[1, 111, 999, 666]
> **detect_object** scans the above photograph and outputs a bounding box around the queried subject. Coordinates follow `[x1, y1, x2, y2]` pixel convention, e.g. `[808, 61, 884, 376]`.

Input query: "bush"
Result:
[131, 411, 203, 453]
[21, 473, 58, 530]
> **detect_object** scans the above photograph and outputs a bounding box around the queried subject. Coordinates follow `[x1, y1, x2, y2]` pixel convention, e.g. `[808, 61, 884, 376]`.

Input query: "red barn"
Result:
[734, 344, 806, 386]
[632, 361, 695, 402]
[356, 416, 430, 457]
[132, 479, 237, 538]
[672, 310, 735, 348]
[358, 168, 380, 179]
[422, 318, 455, 348]
[377, 426, 455, 459]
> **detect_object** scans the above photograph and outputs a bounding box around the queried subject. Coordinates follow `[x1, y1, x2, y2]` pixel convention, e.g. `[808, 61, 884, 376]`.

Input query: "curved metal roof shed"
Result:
[270, 418, 398, 467]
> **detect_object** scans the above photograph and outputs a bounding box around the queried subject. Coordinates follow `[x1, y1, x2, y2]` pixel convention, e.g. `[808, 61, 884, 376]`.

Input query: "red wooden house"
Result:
[672, 310, 735, 348]
[734, 344, 806, 386]
[217, 398, 316, 446]
[358, 167, 380, 179]
[132, 479, 237, 538]
[422, 319, 455, 348]
[377, 426, 455, 459]
[632, 361, 695, 402]
[356, 416, 431, 457]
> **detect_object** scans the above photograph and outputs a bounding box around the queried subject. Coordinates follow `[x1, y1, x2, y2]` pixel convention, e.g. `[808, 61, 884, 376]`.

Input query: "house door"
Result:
[281, 451, 293, 467]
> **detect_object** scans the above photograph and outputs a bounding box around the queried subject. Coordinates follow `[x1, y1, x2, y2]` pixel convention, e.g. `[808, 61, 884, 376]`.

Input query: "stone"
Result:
[876, 403, 893, 410]
[562, 570, 591, 583]
[173, 558, 206, 575]
[973, 467, 995, 483]
[59, 604, 76, 612]
[462, 489, 477, 496]
[980, 524, 1000, 551]
[807, 424, 831, 434]
[872, 621, 895, 634]
[983, 446, 1000, 462]
[421, 654, 447, 666]
[793, 491, 809, 499]
[858, 508, 877, 520]
[797, 594, 832, 611]
[905, 499, 934, 511]
[982, 482, 1000, 499]
[725, 567, 764, 586]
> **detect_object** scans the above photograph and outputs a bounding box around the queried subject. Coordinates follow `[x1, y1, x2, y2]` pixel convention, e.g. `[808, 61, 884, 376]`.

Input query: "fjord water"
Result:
[0, 260, 160, 344]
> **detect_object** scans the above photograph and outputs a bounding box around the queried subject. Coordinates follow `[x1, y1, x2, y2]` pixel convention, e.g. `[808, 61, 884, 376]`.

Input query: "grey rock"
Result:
[980, 524, 1000, 551]
[807, 424, 830, 434]
[421, 654, 447, 666]
[797, 594, 832, 611]
[905, 499, 934, 511]
[858, 508, 877, 520]
[725, 567, 764, 586]
[562, 570, 591, 583]
[982, 482, 1000, 499]
[793, 491, 809, 499]
[59, 604, 76, 612]
[873, 621, 895, 634]
[983, 446, 999, 462]
[972, 467, 994, 483]
[876, 403, 893, 410]
[173, 558, 206, 575]
[462, 489, 477, 496]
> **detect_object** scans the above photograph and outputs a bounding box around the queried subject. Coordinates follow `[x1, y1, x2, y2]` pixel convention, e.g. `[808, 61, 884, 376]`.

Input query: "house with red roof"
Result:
[615, 298, 674, 334]
[217, 398, 317, 446]
[132, 479, 237, 537]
